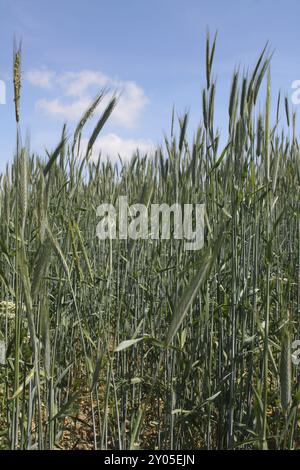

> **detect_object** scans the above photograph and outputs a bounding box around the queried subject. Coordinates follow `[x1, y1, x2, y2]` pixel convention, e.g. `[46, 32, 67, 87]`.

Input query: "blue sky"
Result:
[1, 0, 300, 171]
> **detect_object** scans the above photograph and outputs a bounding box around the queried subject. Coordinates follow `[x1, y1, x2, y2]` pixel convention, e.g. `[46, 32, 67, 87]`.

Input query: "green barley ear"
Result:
[240, 76, 248, 117]
[280, 325, 292, 412]
[72, 90, 106, 154]
[85, 95, 117, 159]
[276, 91, 281, 123]
[202, 89, 208, 130]
[247, 43, 268, 105]
[13, 41, 22, 124]
[205, 30, 210, 89]
[19, 147, 28, 236]
[205, 30, 217, 90]
[36, 171, 48, 242]
[229, 71, 238, 134]
[284, 95, 290, 127]
[256, 114, 263, 157]
[265, 69, 271, 183]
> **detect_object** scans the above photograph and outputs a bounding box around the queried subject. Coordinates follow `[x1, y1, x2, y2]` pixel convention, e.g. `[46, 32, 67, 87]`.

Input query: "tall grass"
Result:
[0, 35, 299, 450]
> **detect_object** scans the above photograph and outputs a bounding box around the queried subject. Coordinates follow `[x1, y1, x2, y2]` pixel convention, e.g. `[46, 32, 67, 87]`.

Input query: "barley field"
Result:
[0, 36, 299, 450]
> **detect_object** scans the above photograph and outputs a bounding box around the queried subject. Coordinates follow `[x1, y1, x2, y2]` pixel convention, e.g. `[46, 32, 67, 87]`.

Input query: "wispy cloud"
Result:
[57, 71, 108, 97]
[36, 97, 92, 121]
[26, 69, 55, 89]
[26, 69, 149, 128]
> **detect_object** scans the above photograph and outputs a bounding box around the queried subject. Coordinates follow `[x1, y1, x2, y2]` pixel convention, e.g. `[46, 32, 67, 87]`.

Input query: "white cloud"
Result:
[57, 70, 109, 97]
[26, 68, 153, 161]
[82, 133, 155, 163]
[113, 82, 149, 128]
[26, 68, 149, 128]
[36, 97, 91, 121]
[26, 69, 55, 89]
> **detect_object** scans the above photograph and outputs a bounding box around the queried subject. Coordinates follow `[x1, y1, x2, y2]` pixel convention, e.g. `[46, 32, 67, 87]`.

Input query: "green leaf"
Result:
[165, 223, 225, 346]
[114, 337, 144, 352]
